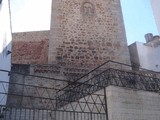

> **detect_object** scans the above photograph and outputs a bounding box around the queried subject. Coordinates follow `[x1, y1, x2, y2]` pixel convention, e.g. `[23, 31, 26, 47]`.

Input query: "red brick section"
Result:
[12, 39, 48, 64]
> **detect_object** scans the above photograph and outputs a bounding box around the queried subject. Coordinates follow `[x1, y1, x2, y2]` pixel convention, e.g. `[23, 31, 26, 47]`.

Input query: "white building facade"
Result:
[129, 34, 160, 72]
[151, 0, 160, 35]
[0, 0, 12, 105]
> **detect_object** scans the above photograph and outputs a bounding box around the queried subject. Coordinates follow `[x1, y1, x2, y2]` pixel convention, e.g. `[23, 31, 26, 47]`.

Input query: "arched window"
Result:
[82, 2, 94, 16]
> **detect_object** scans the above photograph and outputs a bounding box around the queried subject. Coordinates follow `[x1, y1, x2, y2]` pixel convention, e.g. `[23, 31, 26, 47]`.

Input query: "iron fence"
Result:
[0, 106, 106, 120]
[0, 60, 160, 120]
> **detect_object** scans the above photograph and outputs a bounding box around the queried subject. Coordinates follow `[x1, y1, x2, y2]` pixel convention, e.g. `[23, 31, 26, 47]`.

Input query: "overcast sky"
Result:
[10, 0, 158, 45]
[10, 0, 52, 32]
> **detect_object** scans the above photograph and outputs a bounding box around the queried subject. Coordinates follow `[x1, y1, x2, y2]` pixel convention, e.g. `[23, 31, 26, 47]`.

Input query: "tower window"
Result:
[82, 2, 95, 16]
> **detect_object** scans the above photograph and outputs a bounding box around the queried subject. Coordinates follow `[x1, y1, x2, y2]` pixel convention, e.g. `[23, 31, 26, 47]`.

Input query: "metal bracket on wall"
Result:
[6, 50, 12, 55]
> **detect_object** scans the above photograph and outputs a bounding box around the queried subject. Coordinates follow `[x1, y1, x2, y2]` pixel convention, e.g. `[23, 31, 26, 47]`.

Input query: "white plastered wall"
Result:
[136, 42, 160, 72]
[0, 0, 12, 105]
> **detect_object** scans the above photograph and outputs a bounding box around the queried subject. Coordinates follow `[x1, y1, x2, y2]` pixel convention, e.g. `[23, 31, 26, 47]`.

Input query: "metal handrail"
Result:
[57, 60, 160, 92]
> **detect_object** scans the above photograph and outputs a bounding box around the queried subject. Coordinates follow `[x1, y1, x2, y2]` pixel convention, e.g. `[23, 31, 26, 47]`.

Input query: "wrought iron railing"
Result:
[56, 61, 160, 107]
[0, 106, 106, 120]
[0, 60, 160, 120]
[0, 69, 106, 114]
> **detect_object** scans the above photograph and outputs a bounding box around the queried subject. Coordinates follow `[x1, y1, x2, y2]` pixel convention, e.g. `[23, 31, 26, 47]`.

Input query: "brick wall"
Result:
[12, 31, 49, 64]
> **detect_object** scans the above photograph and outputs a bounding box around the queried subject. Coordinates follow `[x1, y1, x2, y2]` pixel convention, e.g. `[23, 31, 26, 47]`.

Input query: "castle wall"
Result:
[48, 0, 130, 67]
[12, 31, 49, 64]
[11, 0, 131, 68]
[7, 64, 67, 108]
[7, 64, 30, 107]
[7, 64, 90, 109]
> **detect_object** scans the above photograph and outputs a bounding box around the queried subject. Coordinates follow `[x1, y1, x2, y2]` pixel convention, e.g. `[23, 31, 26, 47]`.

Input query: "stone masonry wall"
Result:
[7, 64, 30, 107]
[106, 86, 160, 120]
[12, 31, 49, 64]
[7, 64, 90, 109]
[7, 64, 66, 109]
[49, 0, 131, 68]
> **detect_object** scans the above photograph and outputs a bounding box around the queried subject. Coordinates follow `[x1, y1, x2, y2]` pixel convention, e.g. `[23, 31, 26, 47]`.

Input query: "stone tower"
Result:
[12, 0, 130, 68]
[48, 0, 130, 67]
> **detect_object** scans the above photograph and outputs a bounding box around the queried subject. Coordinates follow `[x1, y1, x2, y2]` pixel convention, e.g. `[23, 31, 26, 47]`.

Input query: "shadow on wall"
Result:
[0, 40, 12, 106]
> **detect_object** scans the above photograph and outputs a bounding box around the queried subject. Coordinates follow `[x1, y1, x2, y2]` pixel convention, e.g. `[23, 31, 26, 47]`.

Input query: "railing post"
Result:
[90, 113, 93, 120]
[104, 87, 109, 120]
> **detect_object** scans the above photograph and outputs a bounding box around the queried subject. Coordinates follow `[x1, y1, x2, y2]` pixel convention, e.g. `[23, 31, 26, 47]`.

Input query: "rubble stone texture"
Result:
[12, 0, 131, 68]
[12, 31, 49, 64]
[48, 0, 130, 67]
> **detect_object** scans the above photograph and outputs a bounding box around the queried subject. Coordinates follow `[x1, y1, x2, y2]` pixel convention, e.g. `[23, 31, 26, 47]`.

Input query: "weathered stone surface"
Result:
[12, 31, 49, 42]
[106, 86, 160, 120]
[12, 0, 130, 68]
[7, 64, 30, 107]
[7, 64, 89, 109]
[12, 40, 48, 64]
[12, 31, 49, 64]
[48, 0, 131, 67]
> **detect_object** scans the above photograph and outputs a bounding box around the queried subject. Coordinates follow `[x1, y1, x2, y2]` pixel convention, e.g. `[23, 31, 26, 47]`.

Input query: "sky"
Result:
[121, 0, 158, 45]
[10, 0, 159, 45]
